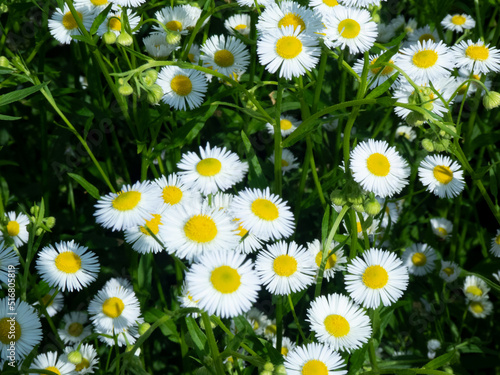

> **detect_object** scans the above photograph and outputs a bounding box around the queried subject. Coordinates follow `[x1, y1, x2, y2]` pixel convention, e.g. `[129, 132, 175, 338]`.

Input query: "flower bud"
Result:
[165, 30, 181, 45]
[421, 138, 434, 152]
[330, 190, 346, 206]
[433, 139, 449, 153]
[147, 84, 163, 105]
[352, 203, 365, 213]
[30, 205, 40, 216]
[35, 227, 44, 236]
[275, 365, 287, 375]
[118, 83, 134, 96]
[67, 350, 82, 365]
[143, 69, 158, 86]
[45, 217, 56, 229]
[138, 322, 151, 336]
[117, 32, 133, 47]
[103, 31, 117, 45]
[260, 371, 272, 375]
[483, 91, 500, 110]
[406, 111, 426, 127]
[0, 56, 10, 68]
[263, 362, 274, 372]
[364, 198, 381, 216]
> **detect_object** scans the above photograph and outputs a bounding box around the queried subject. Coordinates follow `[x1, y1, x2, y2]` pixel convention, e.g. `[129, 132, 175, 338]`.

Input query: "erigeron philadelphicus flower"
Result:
[418, 154, 465, 199]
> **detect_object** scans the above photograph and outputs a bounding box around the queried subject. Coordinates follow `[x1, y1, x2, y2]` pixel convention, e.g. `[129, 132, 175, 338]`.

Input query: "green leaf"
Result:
[168, 105, 217, 149]
[137, 253, 153, 294]
[0, 82, 48, 107]
[241, 131, 267, 189]
[321, 205, 330, 245]
[423, 350, 457, 369]
[90, 4, 112, 35]
[464, 271, 500, 294]
[67, 173, 101, 200]
[383, 30, 408, 48]
[0, 114, 22, 121]
[365, 72, 399, 99]
[70, 34, 97, 45]
[211, 101, 270, 122]
[185, 316, 208, 352]
[349, 345, 368, 374]
[144, 308, 180, 342]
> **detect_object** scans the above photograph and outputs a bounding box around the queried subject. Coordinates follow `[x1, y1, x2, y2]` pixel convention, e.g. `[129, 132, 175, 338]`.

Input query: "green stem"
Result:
[287, 294, 307, 342]
[306, 137, 326, 206]
[312, 48, 328, 114]
[274, 79, 284, 195]
[349, 208, 358, 259]
[201, 312, 225, 375]
[368, 338, 379, 371]
[276, 296, 283, 354]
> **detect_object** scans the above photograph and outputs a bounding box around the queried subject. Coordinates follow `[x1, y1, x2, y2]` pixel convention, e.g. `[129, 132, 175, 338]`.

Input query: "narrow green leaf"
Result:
[0, 82, 48, 107]
[0, 114, 22, 121]
[423, 350, 456, 369]
[90, 4, 112, 35]
[212, 101, 270, 122]
[241, 131, 267, 189]
[67, 173, 101, 199]
[365, 72, 399, 99]
[185, 316, 208, 352]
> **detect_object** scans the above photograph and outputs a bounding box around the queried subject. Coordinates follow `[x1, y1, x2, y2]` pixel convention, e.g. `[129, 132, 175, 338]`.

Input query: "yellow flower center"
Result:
[324, 314, 350, 337]
[75, 358, 90, 372]
[170, 75, 193, 96]
[162, 185, 183, 205]
[6, 221, 20, 236]
[322, 0, 339, 6]
[338, 19, 361, 39]
[41, 294, 54, 307]
[366, 153, 391, 177]
[357, 221, 362, 233]
[419, 33, 436, 43]
[196, 158, 222, 176]
[139, 214, 162, 236]
[55, 252, 82, 273]
[45, 367, 61, 375]
[278, 13, 306, 33]
[362, 265, 389, 289]
[276, 36, 303, 59]
[184, 215, 218, 243]
[112, 191, 142, 211]
[315, 251, 337, 270]
[62, 11, 82, 30]
[0, 317, 21, 344]
[210, 265, 241, 294]
[433, 165, 453, 184]
[109, 16, 121, 31]
[214, 49, 235, 68]
[451, 15, 466, 25]
[466, 285, 483, 297]
[470, 301, 484, 314]
[301, 359, 328, 375]
[234, 24, 247, 31]
[370, 57, 395, 75]
[102, 297, 125, 318]
[411, 252, 427, 266]
[166, 20, 182, 32]
[234, 219, 248, 237]
[412, 50, 438, 69]
[273, 254, 298, 277]
[465, 45, 489, 61]
[437, 227, 448, 236]
[442, 267, 454, 276]
[188, 53, 196, 63]
[251, 198, 279, 221]
[281, 346, 289, 356]
[68, 322, 84, 337]
[280, 119, 293, 130]
[281, 159, 289, 167]
[265, 324, 277, 335]
[496, 235, 500, 245]
[91, 0, 108, 5]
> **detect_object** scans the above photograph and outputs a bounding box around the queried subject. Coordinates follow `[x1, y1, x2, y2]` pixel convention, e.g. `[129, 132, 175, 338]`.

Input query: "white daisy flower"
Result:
[257, 0, 323, 36]
[468, 298, 493, 318]
[224, 14, 252, 36]
[201, 35, 250, 79]
[265, 115, 301, 138]
[207, 192, 234, 212]
[96, 9, 140, 37]
[351, 212, 381, 239]
[490, 229, 500, 257]
[430, 217, 453, 240]
[284, 342, 347, 375]
[160, 202, 240, 262]
[255, 240, 316, 295]
[177, 143, 248, 195]
[241, 308, 268, 336]
[439, 260, 461, 283]
[48, 5, 93, 45]
[178, 282, 200, 317]
[154, 173, 201, 209]
[0, 298, 42, 361]
[427, 338, 441, 352]
[341, 0, 383, 6]
[323, 7, 378, 54]
[418, 154, 465, 199]
[345, 248, 409, 309]
[463, 275, 490, 301]
[30, 351, 74, 375]
[401, 243, 437, 276]
[187, 43, 201, 64]
[263, 318, 279, 339]
[111, 0, 145, 7]
[94, 181, 163, 232]
[277, 336, 297, 357]
[395, 125, 416, 142]
[58, 311, 92, 344]
[88, 285, 141, 332]
[157, 66, 208, 111]
[36, 289, 64, 317]
[96, 318, 143, 347]
[451, 40, 500, 75]
[0, 242, 19, 284]
[257, 25, 321, 80]
[62, 343, 99, 374]
[457, 68, 492, 97]
[153, 6, 193, 35]
[396, 41, 453, 85]
[36, 240, 100, 292]
[230, 187, 295, 241]
[350, 139, 410, 198]
[492, 270, 500, 283]
[233, 218, 264, 254]
[186, 250, 260, 318]
[404, 18, 418, 34]
[236, 0, 274, 6]
[104, 277, 133, 291]
[1, 211, 29, 247]
[143, 33, 178, 59]
[124, 204, 168, 254]
[406, 25, 440, 45]
[441, 14, 476, 33]
[74, 0, 117, 13]
[309, 0, 344, 15]
[307, 293, 371, 352]
[353, 53, 398, 90]
[307, 239, 347, 281]
[269, 149, 300, 175]
[376, 197, 400, 228]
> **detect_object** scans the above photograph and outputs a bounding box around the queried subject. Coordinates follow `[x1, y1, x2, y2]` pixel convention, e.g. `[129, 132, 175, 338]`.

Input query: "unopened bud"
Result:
[103, 31, 117, 45]
[117, 32, 133, 47]
[0, 56, 10, 68]
[406, 111, 426, 127]
[483, 91, 500, 110]
[138, 322, 151, 336]
[147, 84, 163, 105]
[166, 30, 181, 45]
[45, 217, 56, 229]
[275, 365, 287, 375]
[330, 190, 346, 206]
[144, 69, 158, 85]
[263, 362, 274, 371]
[422, 101, 434, 112]
[260, 371, 272, 375]
[118, 83, 134, 96]
[433, 139, 449, 152]
[35, 227, 43, 236]
[364, 198, 381, 216]
[422, 138, 434, 152]
[347, 193, 364, 205]
[352, 203, 365, 213]
[67, 351, 82, 365]
[30, 205, 40, 216]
